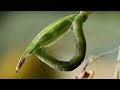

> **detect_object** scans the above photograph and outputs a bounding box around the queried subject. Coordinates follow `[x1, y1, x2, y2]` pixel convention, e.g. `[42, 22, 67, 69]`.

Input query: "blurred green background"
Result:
[0, 11, 120, 79]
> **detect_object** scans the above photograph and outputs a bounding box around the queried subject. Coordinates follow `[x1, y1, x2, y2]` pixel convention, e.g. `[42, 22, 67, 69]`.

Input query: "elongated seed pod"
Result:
[16, 14, 77, 72]
[35, 11, 87, 71]
[25, 14, 77, 55]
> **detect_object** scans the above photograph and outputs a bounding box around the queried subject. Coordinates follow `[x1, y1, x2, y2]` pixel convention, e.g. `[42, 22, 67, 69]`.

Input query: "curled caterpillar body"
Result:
[35, 11, 88, 71]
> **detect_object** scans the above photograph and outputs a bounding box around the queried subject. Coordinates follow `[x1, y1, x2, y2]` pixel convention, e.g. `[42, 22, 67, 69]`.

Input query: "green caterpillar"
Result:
[16, 11, 88, 72]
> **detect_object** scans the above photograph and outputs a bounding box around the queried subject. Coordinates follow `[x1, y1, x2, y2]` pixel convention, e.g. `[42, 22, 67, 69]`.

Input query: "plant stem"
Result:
[114, 46, 120, 79]
[88, 47, 118, 64]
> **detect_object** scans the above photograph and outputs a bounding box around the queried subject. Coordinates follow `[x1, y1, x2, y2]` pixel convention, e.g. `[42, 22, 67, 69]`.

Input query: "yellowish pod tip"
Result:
[86, 11, 95, 15]
[16, 58, 25, 73]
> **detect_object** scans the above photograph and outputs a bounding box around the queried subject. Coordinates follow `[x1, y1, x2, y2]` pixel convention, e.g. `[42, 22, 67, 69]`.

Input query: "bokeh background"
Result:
[0, 11, 120, 79]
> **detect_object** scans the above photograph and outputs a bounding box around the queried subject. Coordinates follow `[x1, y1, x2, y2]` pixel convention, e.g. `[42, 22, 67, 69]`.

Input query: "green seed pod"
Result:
[16, 14, 77, 72]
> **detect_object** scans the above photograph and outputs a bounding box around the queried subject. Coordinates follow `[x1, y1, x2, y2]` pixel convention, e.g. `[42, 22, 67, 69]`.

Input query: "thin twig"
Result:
[88, 48, 118, 64]
[114, 46, 120, 79]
